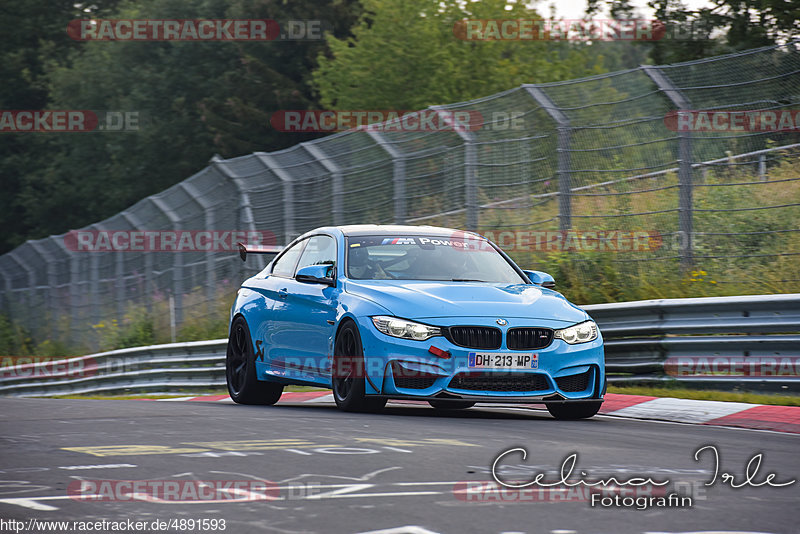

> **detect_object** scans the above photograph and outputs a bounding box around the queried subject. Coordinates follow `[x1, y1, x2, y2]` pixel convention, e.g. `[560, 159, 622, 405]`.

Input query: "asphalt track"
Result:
[0, 397, 797, 534]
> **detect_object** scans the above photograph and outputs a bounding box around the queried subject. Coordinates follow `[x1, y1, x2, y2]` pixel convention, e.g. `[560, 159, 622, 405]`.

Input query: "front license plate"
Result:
[468, 352, 538, 370]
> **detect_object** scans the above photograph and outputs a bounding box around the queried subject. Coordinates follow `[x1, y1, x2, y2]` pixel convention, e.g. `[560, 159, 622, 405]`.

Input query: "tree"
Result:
[587, 0, 800, 65]
[0, 0, 122, 253]
[312, 0, 606, 111]
[199, 0, 363, 155]
[2, 0, 362, 252]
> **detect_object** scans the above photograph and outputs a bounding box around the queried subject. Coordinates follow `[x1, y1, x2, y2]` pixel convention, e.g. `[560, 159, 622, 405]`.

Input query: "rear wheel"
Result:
[546, 401, 602, 420]
[332, 321, 386, 413]
[428, 400, 475, 410]
[226, 316, 283, 405]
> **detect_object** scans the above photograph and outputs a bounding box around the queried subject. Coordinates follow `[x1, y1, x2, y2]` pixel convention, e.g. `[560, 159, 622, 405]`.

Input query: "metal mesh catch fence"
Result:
[1, 41, 798, 351]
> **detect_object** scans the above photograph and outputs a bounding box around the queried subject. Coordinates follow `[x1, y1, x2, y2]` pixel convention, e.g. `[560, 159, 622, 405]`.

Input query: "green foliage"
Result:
[0, 314, 22, 355]
[313, 0, 605, 110]
[0, 0, 361, 255]
[0, 313, 75, 357]
[463, 154, 800, 304]
[0, 0, 122, 254]
[588, 0, 800, 64]
[91, 307, 155, 352]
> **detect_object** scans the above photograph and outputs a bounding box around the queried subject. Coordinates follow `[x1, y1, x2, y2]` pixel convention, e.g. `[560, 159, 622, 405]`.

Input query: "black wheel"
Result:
[428, 400, 475, 410]
[332, 321, 386, 413]
[546, 401, 602, 420]
[226, 316, 283, 405]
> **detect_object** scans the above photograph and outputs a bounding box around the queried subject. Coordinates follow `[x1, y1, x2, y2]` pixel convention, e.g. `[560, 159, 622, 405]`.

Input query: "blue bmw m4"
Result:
[226, 225, 605, 419]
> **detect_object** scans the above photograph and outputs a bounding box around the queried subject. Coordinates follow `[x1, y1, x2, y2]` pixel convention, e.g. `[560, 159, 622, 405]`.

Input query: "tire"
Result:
[546, 400, 602, 420]
[428, 400, 475, 410]
[332, 321, 386, 413]
[226, 316, 283, 405]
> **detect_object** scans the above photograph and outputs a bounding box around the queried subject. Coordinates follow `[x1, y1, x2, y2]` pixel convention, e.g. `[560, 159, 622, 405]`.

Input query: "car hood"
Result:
[344, 280, 588, 324]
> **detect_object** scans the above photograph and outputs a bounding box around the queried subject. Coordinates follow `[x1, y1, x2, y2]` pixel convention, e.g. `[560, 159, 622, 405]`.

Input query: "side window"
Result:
[271, 240, 306, 277]
[295, 235, 336, 276]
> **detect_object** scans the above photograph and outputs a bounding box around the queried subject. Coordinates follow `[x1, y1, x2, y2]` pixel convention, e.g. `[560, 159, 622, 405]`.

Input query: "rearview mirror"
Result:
[523, 270, 555, 289]
[295, 264, 335, 286]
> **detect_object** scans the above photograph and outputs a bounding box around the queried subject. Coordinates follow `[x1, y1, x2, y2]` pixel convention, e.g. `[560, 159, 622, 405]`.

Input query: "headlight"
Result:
[554, 320, 598, 344]
[371, 316, 441, 341]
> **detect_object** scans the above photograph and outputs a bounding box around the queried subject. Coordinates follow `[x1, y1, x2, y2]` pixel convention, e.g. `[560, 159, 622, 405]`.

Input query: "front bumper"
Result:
[354, 315, 605, 403]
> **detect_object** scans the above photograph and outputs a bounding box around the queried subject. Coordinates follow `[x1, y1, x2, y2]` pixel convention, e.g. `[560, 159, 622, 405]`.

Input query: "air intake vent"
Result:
[449, 372, 550, 392]
[392, 362, 439, 389]
[555, 369, 592, 392]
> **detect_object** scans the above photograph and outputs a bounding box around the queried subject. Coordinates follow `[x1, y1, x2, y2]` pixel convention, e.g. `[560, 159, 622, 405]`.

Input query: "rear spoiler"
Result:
[237, 242, 283, 262]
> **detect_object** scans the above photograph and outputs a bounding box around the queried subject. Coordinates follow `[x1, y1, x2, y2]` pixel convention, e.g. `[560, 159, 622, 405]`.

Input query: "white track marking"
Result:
[58, 463, 136, 470]
[356, 527, 441, 534]
[608, 398, 758, 423]
[303, 394, 335, 403]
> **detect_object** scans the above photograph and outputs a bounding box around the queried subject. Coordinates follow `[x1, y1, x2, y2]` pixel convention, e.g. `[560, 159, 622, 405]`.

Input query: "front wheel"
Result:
[226, 316, 283, 405]
[546, 401, 602, 420]
[332, 321, 386, 413]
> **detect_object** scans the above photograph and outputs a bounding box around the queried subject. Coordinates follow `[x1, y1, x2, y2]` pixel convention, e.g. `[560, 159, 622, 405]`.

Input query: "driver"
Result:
[348, 245, 373, 279]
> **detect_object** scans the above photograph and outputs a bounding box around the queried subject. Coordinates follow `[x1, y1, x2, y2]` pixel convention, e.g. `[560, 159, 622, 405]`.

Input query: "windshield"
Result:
[346, 235, 526, 283]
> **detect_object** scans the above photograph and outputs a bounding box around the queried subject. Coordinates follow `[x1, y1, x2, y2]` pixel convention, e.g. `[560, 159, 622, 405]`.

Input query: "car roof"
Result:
[332, 224, 486, 239]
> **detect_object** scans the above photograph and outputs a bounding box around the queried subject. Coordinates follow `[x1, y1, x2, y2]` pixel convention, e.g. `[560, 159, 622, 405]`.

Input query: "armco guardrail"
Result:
[1, 294, 798, 397]
[0, 340, 227, 397]
[585, 293, 800, 392]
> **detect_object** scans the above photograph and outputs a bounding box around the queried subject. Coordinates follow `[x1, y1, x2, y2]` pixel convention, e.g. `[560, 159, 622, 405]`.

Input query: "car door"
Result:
[251, 238, 307, 375]
[269, 235, 339, 381]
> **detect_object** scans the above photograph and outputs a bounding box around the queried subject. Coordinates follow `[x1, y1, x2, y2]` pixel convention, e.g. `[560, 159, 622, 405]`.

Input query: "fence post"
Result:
[5, 253, 33, 329]
[28, 241, 58, 342]
[0, 257, 18, 331]
[365, 129, 406, 224]
[211, 156, 263, 277]
[759, 153, 767, 181]
[88, 236, 101, 331]
[256, 153, 296, 245]
[149, 198, 183, 327]
[180, 182, 217, 318]
[120, 211, 153, 314]
[642, 65, 694, 269]
[52, 236, 82, 346]
[432, 106, 477, 231]
[0, 262, 10, 316]
[524, 86, 572, 231]
[302, 142, 343, 226]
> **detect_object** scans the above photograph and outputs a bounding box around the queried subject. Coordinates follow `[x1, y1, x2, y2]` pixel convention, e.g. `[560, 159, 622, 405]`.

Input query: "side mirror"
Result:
[523, 270, 556, 289]
[295, 264, 335, 286]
